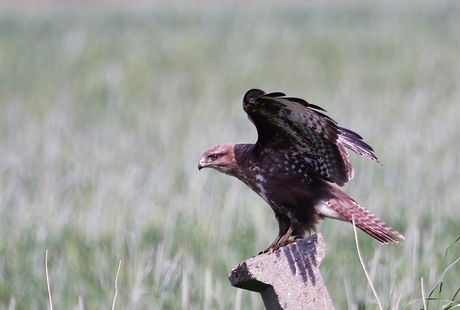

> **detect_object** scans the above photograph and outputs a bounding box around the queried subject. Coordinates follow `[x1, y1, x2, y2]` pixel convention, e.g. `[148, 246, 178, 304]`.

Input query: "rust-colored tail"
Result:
[327, 187, 404, 244]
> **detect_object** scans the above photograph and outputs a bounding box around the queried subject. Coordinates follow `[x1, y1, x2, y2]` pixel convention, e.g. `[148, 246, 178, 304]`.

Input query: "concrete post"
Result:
[228, 234, 334, 310]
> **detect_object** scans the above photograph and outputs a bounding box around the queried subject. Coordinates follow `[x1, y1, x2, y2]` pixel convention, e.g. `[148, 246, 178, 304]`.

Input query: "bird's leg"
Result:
[259, 217, 290, 254]
[278, 227, 295, 247]
[260, 227, 295, 254]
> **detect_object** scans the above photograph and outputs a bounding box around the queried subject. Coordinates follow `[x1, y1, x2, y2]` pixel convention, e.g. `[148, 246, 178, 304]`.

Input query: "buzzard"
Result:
[198, 89, 404, 253]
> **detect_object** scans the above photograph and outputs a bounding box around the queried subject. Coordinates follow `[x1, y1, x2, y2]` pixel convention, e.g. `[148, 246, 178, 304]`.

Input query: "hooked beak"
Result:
[198, 158, 206, 170]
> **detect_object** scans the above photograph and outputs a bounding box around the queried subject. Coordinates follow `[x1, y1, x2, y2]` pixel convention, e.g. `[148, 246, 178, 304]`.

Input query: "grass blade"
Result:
[352, 216, 383, 310]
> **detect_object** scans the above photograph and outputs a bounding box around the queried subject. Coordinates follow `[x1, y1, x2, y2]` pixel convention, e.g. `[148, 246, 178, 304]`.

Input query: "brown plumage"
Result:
[198, 89, 404, 253]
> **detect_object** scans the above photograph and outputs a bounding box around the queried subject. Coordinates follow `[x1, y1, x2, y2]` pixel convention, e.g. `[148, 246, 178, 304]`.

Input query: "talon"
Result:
[258, 246, 276, 255]
[258, 247, 269, 255]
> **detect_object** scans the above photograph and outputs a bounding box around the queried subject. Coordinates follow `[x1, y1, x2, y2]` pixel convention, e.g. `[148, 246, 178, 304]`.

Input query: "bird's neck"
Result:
[227, 143, 253, 179]
[233, 143, 255, 163]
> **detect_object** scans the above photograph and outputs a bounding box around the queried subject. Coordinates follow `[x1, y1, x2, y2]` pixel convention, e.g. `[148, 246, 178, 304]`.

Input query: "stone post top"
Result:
[228, 234, 334, 310]
[229, 234, 327, 291]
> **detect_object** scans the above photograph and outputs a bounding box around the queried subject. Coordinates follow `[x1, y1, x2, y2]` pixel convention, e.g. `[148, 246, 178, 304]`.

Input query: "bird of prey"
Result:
[198, 89, 404, 253]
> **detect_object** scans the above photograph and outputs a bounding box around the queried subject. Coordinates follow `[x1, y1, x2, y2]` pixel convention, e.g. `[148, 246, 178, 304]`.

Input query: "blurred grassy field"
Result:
[0, 0, 459, 309]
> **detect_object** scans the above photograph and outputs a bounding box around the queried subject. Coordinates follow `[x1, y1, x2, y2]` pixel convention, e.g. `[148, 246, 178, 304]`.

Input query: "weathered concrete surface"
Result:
[228, 234, 334, 310]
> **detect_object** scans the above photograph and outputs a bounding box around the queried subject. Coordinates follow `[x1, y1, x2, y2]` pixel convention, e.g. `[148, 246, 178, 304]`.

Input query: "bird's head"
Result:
[198, 143, 239, 175]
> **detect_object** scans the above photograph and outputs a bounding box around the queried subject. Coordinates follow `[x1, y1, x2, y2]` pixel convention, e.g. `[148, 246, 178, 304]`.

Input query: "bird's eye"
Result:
[210, 154, 218, 161]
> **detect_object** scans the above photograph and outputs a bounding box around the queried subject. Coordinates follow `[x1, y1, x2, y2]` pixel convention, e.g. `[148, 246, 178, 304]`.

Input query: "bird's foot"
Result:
[278, 238, 299, 247]
[258, 228, 302, 255]
[258, 246, 277, 255]
[258, 237, 302, 255]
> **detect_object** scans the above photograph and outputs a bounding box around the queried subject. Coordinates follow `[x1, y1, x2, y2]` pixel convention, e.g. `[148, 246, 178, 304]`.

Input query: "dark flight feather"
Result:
[242, 89, 379, 186]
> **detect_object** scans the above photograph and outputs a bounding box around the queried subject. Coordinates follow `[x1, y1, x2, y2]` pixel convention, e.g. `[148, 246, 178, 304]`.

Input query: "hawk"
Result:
[198, 89, 404, 253]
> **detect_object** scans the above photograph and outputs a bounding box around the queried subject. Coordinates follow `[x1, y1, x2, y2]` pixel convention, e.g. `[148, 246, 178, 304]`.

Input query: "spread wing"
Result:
[242, 89, 379, 186]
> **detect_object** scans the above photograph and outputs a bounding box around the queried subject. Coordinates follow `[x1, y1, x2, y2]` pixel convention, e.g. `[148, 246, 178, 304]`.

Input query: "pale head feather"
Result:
[199, 143, 241, 175]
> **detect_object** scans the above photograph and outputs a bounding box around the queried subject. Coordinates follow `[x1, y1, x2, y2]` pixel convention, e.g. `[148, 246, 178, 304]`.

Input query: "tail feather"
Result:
[349, 206, 404, 244]
[326, 188, 404, 244]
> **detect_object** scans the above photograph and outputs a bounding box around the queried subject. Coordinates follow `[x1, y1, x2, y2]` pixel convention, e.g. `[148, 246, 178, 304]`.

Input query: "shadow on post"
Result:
[228, 234, 334, 310]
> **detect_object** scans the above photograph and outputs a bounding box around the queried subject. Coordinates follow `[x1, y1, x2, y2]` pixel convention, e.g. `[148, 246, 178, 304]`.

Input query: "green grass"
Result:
[0, 1, 459, 309]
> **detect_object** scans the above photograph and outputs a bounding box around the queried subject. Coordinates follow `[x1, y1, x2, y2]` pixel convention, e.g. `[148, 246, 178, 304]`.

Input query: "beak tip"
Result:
[198, 158, 207, 171]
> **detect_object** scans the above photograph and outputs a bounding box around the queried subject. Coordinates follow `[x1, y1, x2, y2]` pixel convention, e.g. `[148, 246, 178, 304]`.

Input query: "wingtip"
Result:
[243, 89, 288, 104]
[243, 89, 266, 104]
[264, 91, 286, 98]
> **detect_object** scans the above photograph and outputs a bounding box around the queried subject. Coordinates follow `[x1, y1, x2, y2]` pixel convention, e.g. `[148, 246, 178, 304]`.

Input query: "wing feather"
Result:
[264, 91, 286, 98]
[338, 127, 379, 163]
[242, 88, 379, 186]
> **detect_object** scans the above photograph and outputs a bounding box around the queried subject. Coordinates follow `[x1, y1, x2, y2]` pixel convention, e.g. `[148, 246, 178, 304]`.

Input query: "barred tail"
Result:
[325, 187, 404, 244]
